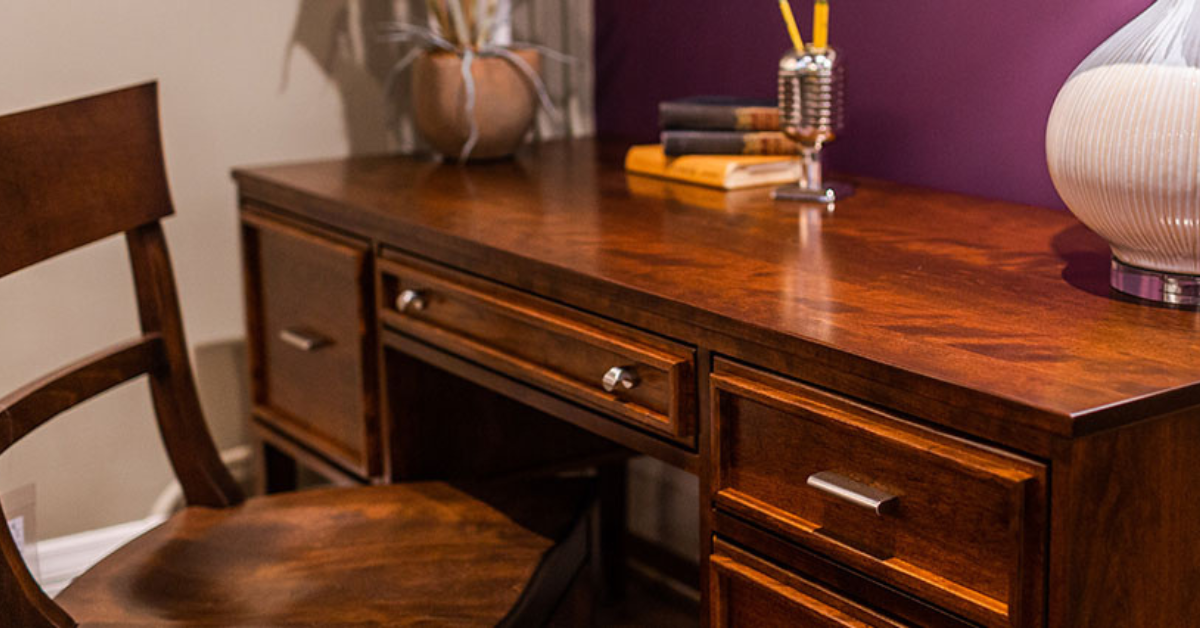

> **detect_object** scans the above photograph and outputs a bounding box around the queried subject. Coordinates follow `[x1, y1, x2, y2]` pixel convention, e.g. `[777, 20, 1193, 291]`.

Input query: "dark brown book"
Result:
[659, 96, 780, 131]
[662, 130, 798, 156]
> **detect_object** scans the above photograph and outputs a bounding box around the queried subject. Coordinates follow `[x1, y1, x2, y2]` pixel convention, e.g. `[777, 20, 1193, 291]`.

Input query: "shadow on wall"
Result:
[287, 0, 594, 154]
[193, 339, 251, 453]
[287, 0, 422, 154]
[0, 337, 253, 542]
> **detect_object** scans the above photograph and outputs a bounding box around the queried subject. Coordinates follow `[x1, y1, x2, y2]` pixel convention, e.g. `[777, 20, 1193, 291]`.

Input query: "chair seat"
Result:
[56, 479, 592, 626]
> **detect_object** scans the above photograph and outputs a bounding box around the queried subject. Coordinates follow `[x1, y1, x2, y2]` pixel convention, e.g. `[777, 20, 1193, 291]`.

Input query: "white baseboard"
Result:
[36, 515, 166, 598]
[32, 445, 254, 597]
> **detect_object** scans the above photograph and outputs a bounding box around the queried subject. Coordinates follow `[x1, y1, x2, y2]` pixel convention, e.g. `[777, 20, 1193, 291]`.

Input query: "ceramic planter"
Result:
[412, 48, 540, 161]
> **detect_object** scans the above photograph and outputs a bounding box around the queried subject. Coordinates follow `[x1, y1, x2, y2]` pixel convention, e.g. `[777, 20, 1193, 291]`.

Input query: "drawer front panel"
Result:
[712, 538, 908, 628]
[378, 251, 696, 444]
[711, 359, 1045, 628]
[244, 211, 376, 476]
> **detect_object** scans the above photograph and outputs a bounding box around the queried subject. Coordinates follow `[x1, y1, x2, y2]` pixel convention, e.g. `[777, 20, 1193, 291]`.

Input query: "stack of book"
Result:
[625, 96, 800, 191]
[659, 96, 797, 157]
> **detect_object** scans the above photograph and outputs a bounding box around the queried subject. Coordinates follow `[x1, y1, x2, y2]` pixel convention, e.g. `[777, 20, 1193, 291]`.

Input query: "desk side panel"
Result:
[1049, 405, 1200, 627]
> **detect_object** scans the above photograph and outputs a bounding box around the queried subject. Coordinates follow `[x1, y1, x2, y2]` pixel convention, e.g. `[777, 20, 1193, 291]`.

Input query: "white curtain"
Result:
[509, 0, 595, 140]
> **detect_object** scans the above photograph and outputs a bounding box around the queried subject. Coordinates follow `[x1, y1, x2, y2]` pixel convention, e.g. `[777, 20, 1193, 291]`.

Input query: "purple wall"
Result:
[594, 1, 1151, 208]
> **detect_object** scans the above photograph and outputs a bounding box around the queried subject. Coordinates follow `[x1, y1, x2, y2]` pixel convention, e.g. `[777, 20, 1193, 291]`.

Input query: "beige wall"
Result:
[0, 0, 695, 570]
[0, 0, 360, 539]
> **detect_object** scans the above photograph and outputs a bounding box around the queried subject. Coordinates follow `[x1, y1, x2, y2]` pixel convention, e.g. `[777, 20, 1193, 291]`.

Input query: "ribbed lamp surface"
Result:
[1046, 0, 1200, 276]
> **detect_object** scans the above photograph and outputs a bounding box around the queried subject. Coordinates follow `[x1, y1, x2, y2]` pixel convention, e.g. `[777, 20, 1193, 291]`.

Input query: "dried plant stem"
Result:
[444, 0, 471, 50]
[462, 0, 475, 44]
[476, 0, 497, 48]
[427, 0, 454, 46]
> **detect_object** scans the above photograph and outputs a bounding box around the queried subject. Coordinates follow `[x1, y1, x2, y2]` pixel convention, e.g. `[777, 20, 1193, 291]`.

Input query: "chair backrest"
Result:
[0, 83, 244, 627]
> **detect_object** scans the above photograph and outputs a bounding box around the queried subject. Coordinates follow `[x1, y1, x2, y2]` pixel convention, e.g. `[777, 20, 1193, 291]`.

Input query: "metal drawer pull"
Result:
[807, 471, 898, 516]
[396, 289, 427, 313]
[602, 366, 639, 392]
[279, 328, 331, 352]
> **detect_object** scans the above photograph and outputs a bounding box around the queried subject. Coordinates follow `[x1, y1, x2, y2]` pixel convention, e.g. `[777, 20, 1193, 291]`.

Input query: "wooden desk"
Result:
[234, 139, 1200, 628]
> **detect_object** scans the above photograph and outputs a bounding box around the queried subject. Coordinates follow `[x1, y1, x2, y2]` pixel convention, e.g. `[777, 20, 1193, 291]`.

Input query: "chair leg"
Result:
[595, 461, 628, 604]
[546, 558, 596, 628]
[259, 441, 298, 495]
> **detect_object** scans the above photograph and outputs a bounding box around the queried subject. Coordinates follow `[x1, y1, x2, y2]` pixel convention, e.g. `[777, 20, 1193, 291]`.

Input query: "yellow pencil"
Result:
[777, 0, 804, 53]
[813, 0, 830, 50]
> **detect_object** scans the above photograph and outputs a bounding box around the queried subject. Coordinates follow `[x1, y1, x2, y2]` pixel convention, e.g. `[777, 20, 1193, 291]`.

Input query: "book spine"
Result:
[662, 131, 799, 156]
[659, 102, 781, 131]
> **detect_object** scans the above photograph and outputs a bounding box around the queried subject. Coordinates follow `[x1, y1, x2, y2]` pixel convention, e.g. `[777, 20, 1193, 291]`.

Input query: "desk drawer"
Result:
[712, 538, 908, 627]
[243, 210, 377, 477]
[711, 359, 1045, 628]
[378, 251, 696, 444]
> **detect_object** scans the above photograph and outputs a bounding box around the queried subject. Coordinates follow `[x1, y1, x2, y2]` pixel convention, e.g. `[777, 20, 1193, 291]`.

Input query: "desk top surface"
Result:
[235, 139, 1200, 438]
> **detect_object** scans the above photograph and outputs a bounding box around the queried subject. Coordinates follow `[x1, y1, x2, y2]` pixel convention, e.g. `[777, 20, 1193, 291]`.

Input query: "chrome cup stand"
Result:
[772, 45, 854, 205]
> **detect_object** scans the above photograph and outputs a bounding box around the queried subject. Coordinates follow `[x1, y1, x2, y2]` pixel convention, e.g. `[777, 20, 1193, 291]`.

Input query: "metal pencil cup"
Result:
[772, 45, 854, 205]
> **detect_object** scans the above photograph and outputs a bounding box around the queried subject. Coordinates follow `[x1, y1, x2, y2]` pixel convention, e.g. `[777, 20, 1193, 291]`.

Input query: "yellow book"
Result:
[624, 145, 799, 190]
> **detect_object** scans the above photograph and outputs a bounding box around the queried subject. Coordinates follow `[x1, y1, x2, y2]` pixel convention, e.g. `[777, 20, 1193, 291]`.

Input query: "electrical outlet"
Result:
[1, 484, 39, 579]
[8, 515, 25, 548]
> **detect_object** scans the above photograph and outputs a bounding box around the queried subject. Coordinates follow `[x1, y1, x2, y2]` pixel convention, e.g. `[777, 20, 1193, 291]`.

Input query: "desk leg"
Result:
[596, 460, 629, 603]
[259, 441, 298, 495]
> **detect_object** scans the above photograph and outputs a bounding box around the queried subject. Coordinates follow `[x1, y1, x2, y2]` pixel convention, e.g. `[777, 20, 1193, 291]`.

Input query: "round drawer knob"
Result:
[602, 366, 639, 392]
[396, 289, 427, 313]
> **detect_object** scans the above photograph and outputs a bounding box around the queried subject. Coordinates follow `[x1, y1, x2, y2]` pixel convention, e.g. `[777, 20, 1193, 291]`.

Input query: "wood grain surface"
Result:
[1, 84, 597, 628]
[711, 359, 1045, 627]
[233, 138, 1200, 627]
[379, 250, 697, 444]
[233, 139, 1200, 444]
[0, 83, 172, 277]
[243, 209, 379, 477]
[711, 538, 910, 628]
[57, 480, 593, 626]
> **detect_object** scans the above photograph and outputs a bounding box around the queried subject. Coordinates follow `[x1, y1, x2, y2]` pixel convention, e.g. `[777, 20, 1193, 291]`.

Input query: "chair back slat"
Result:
[126, 223, 244, 508]
[0, 84, 244, 625]
[0, 83, 172, 278]
[0, 335, 164, 453]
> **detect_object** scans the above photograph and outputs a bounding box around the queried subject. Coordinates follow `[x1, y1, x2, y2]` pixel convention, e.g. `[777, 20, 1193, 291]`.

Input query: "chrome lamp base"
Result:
[1111, 257, 1200, 308]
[772, 181, 856, 204]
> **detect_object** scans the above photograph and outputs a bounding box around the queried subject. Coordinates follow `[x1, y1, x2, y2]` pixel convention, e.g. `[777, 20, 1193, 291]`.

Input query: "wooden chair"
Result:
[0, 83, 595, 627]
